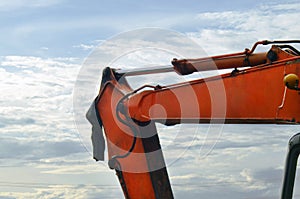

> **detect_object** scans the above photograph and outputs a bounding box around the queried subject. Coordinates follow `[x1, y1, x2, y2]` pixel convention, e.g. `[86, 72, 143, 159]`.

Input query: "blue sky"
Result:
[0, 0, 283, 57]
[1, 0, 300, 198]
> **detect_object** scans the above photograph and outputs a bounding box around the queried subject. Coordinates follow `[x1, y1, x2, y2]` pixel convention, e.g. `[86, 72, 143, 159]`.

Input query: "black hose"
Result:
[109, 85, 156, 167]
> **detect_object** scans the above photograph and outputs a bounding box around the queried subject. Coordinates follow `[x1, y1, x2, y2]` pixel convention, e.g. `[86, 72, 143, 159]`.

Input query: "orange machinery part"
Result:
[96, 69, 174, 199]
[94, 43, 300, 199]
[171, 42, 297, 75]
[125, 47, 300, 124]
[172, 52, 267, 75]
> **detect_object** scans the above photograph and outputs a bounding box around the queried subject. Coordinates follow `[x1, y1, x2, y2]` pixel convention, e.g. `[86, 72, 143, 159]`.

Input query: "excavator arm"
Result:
[87, 40, 300, 199]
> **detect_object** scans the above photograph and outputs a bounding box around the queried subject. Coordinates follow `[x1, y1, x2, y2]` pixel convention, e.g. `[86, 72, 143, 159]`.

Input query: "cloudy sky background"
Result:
[1, 0, 300, 198]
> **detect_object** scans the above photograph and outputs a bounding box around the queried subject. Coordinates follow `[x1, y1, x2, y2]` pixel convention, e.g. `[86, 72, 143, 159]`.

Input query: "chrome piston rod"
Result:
[115, 65, 174, 76]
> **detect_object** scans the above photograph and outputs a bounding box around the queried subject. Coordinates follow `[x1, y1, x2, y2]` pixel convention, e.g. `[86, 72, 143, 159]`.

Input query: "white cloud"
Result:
[0, 56, 82, 156]
[261, 2, 300, 11]
[0, 184, 122, 199]
[187, 2, 300, 55]
[73, 40, 105, 51]
[73, 44, 95, 51]
[40, 47, 49, 51]
[32, 153, 107, 175]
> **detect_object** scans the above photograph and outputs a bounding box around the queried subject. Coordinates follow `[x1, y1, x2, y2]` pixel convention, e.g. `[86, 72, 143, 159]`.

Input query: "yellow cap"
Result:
[284, 74, 299, 89]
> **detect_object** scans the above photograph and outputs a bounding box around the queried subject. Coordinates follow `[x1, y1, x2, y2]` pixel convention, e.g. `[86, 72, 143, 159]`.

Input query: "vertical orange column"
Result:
[97, 68, 173, 199]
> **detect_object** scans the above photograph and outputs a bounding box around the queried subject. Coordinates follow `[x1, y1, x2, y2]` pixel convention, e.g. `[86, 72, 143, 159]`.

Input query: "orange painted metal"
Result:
[94, 43, 300, 199]
[96, 69, 173, 199]
[125, 47, 300, 124]
[172, 42, 298, 75]
[172, 52, 267, 75]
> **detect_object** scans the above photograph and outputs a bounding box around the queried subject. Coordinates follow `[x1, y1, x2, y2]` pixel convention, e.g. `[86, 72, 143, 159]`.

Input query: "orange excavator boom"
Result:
[87, 40, 300, 199]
